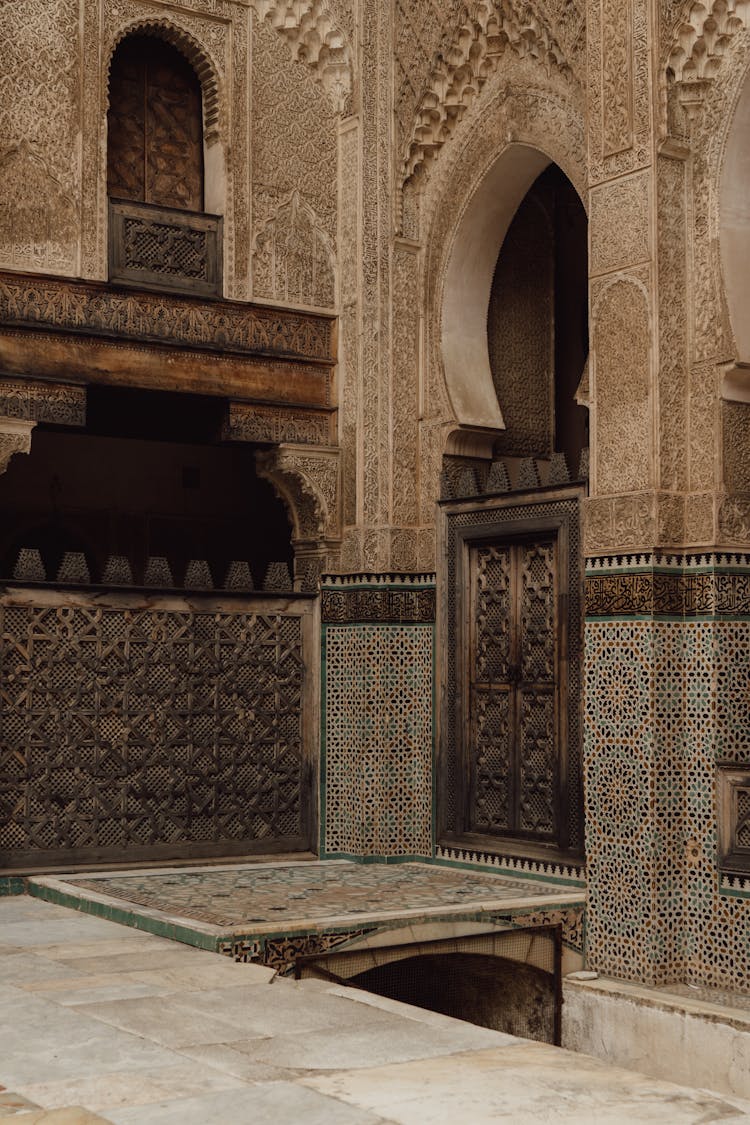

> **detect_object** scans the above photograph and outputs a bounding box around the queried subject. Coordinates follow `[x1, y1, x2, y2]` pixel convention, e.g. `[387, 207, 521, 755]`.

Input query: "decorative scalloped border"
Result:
[321, 573, 437, 588]
[434, 846, 586, 887]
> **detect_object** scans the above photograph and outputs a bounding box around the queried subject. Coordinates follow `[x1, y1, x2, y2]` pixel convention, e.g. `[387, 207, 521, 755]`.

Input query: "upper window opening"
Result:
[108, 35, 204, 213]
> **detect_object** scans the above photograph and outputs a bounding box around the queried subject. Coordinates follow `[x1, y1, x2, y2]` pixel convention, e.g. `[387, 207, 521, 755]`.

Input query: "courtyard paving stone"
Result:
[1, 894, 749, 1123]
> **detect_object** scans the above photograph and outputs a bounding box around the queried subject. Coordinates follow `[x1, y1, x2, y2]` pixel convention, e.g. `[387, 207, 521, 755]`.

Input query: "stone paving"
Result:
[1, 895, 750, 1123]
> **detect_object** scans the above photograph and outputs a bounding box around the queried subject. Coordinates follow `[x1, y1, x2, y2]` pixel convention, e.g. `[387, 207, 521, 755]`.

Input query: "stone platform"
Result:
[27, 861, 586, 973]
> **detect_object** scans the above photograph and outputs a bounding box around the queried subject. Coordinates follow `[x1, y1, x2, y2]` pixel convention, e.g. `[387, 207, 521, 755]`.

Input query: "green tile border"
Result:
[26, 874, 586, 958]
[27, 880, 224, 952]
[0, 876, 26, 896]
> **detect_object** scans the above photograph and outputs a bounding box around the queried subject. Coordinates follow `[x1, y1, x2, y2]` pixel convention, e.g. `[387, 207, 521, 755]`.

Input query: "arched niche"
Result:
[105, 23, 226, 220]
[441, 143, 552, 435]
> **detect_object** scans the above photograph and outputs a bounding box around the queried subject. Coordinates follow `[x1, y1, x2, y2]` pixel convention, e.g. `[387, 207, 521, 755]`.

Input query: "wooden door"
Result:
[108, 36, 204, 212]
[466, 535, 560, 842]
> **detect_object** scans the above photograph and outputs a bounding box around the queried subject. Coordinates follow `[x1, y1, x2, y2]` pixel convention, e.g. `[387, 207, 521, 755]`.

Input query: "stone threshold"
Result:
[565, 974, 750, 1032]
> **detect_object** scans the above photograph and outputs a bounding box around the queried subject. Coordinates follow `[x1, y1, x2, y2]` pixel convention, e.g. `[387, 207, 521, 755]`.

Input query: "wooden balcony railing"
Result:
[109, 199, 222, 298]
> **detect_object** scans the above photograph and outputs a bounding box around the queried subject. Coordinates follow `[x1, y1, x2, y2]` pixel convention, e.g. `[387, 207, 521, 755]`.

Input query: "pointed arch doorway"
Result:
[438, 152, 588, 866]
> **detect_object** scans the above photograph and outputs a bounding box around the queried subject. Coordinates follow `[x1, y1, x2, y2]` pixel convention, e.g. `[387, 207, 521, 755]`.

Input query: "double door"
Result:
[462, 529, 568, 847]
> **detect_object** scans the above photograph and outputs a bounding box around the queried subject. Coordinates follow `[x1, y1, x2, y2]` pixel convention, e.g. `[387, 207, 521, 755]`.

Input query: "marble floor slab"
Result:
[302, 1045, 750, 1124]
[1, 894, 748, 1124]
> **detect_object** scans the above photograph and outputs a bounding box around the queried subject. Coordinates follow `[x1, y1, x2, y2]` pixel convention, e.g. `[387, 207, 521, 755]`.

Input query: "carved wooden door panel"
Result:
[467, 536, 559, 842]
[108, 37, 203, 212]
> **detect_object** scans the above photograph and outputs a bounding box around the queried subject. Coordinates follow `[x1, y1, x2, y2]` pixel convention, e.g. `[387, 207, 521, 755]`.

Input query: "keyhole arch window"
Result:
[107, 33, 204, 213]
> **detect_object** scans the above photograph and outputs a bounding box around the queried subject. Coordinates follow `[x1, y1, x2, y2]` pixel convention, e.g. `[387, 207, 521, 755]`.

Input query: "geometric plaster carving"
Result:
[253, 0, 353, 113]
[0, 140, 77, 274]
[256, 443, 341, 546]
[252, 190, 336, 309]
[0, 417, 36, 475]
[441, 143, 552, 435]
[667, 0, 749, 86]
[592, 278, 652, 496]
[402, 0, 574, 183]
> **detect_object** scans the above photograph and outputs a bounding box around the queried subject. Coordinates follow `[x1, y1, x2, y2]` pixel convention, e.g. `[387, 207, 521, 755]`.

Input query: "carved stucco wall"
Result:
[0, 0, 345, 312]
[0, 0, 80, 276]
[251, 15, 338, 309]
[683, 32, 750, 545]
[592, 278, 651, 496]
[2, 0, 747, 561]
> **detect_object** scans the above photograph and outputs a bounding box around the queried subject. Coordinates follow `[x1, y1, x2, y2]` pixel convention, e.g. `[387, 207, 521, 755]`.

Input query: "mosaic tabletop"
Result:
[57, 861, 583, 931]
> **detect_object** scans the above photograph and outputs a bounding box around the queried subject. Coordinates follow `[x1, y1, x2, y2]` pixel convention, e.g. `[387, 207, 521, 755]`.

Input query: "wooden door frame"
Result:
[437, 485, 585, 866]
[461, 522, 568, 845]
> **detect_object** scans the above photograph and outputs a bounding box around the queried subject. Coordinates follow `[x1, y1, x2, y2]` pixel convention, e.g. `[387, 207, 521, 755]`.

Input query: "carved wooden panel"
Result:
[109, 201, 222, 297]
[468, 539, 559, 842]
[718, 765, 750, 875]
[0, 594, 315, 866]
[108, 36, 203, 212]
[0, 272, 335, 365]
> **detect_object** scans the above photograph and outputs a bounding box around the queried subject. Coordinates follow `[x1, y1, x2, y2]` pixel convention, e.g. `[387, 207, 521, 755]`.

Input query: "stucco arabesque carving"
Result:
[674, 31, 750, 372]
[252, 189, 336, 309]
[0, 417, 36, 476]
[256, 444, 341, 548]
[253, 0, 354, 113]
[400, 0, 579, 185]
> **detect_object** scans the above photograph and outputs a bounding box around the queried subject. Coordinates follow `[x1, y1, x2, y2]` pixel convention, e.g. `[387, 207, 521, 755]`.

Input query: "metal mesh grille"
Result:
[297, 924, 561, 1045]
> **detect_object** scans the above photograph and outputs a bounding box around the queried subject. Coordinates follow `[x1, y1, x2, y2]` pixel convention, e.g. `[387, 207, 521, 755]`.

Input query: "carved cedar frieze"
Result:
[0, 378, 86, 427]
[0, 272, 335, 366]
[226, 402, 333, 446]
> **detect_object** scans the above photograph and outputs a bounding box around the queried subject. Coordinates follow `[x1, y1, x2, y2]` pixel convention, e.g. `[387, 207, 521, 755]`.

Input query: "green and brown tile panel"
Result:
[584, 552, 750, 991]
[320, 575, 436, 860]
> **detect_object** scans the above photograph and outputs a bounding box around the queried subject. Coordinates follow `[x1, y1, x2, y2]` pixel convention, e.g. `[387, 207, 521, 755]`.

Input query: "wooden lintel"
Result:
[0, 328, 334, 409]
